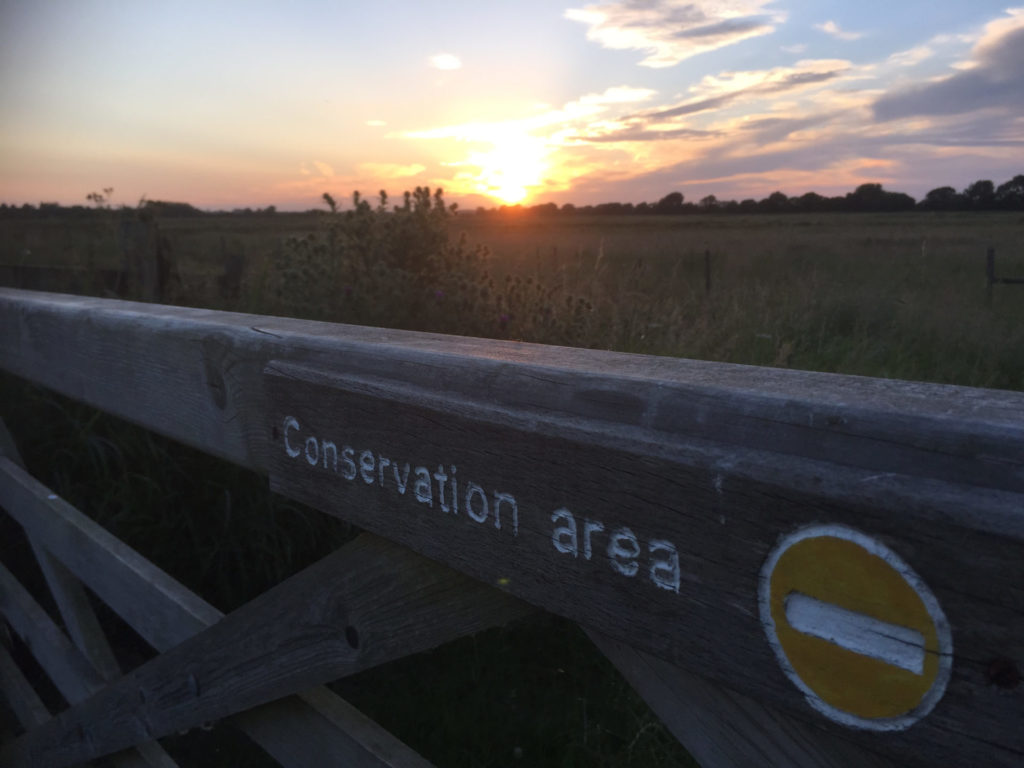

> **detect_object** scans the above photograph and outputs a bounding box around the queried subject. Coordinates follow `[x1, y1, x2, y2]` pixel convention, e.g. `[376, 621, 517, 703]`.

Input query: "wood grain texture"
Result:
[28, 539, 123, 681]
[235, 687, 436, 768]
[1, 288, 1021, 494]
[0, 644, 51, 731]
[264, 362, 1023, 768]
[2, 289, 1022, 766]
[0, 564, 177, 768]
[2, 534, 529, 767]
[4, 412, 124, 682]
[587, 628, 896, 768]
[0, 560, 106, 705]
[0, 455, 441, 768]
[0, 454, 223, 650]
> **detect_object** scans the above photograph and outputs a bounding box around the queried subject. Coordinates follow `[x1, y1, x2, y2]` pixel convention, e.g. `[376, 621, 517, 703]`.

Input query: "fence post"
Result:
[117, 217, 160, 301]
[986, 247, 995, 305]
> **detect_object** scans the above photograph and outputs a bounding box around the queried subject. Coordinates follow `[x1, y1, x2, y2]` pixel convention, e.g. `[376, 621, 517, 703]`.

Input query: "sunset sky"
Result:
[1, 1, 1022, 210]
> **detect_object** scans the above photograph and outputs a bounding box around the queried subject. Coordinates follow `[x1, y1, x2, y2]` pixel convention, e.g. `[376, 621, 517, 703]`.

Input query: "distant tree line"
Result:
[0, 197, 275, 219]
[1, 175, 1021, 219]
[478, 174, 1024, 216]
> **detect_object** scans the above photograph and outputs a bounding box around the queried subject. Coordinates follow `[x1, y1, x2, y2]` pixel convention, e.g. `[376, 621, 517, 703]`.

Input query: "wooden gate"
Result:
[1, 287, 1021, 767]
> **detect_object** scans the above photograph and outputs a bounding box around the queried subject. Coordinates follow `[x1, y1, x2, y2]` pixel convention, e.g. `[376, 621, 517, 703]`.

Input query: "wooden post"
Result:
[117, 217, 160, 301]
[217, 237, 246, 303]
[704, 249, 712, 295]
[986, 246, 995, 305]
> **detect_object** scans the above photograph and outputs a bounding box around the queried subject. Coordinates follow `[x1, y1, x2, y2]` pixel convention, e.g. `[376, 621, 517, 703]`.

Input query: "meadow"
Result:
[6, 207, 1021, 388]
[1, 204, 1022, 765]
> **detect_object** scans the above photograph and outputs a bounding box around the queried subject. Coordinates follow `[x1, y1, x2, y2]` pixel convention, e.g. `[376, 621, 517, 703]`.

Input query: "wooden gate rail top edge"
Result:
[1, 288, 1021, 483]
[265, 361, 1024, 540]
[2, 287, 1021, 418]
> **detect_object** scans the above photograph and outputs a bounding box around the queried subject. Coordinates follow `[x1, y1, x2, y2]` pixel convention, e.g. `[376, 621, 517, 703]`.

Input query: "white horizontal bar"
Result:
[785, 592, 926, 675]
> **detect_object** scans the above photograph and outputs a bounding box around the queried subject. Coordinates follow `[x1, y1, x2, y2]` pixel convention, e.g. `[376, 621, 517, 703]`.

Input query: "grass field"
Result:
[6, 208, 1021, 387]
[1, 208, 1022, 765]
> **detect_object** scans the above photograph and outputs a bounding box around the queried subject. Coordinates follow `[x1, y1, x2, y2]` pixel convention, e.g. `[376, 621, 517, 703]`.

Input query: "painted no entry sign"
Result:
[759, 524, 953, 731]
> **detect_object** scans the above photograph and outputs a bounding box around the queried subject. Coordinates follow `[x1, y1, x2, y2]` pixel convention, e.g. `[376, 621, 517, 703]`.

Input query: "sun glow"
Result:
[461, 131, 549, 205]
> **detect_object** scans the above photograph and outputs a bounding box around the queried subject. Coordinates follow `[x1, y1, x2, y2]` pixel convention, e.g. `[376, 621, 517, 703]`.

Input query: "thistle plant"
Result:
[265, 186, 607, 346]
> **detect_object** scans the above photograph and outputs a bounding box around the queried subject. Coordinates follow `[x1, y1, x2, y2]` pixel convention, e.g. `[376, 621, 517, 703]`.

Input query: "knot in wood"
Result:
[986, 657, 1020, 690]
[204, 358, 227, 410]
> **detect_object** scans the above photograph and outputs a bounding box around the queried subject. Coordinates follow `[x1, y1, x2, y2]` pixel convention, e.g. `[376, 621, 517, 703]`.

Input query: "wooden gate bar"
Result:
[0, 647, 179, 768]
[587, 629, 895, 768]
[0, 422, 126, 687]
[0, 423, 440, 768]
[0, 453, 226, 650]
[0, 426, 874, 767]
[0, 562, 178, 768]
[0, 452, 512, 767]
[0, 645, 50, 732]
[0, 561, 109, 706]
[2, 532, 531, 767]
[1, 288, 1022, 767]
[1, 434, 177, 768]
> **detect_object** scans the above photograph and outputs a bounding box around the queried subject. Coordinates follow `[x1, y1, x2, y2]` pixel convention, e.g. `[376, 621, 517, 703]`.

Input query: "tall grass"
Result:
[251, 206, 1023, 390]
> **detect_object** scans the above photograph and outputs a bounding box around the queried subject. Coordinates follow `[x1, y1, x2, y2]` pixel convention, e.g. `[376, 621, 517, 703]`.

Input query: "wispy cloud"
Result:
[874, 8, 1024, 120]
[887, 46, 933, 67]
[639, 59, 851, 121]
[404, 86, 658, 143]
[565, 1, 785, 68]
[815, 20, 863, 41]
[429, 53, 462, 70]
[366, 119, 387, 127]
[300, 160, 334, 178]
[357, 162, 426, 179]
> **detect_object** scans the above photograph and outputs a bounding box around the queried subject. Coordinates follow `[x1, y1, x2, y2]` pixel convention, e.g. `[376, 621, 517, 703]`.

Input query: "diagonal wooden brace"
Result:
[1, 521, 530, 767]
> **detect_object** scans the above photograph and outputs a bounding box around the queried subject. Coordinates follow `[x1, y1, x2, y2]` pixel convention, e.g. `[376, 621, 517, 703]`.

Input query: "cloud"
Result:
[815, 21, 862, 41]
[429, 53, 462, 70]
[873, 8, 1024, 120]
[565, 1, 785, 67]
[404, 86, 658, 144]
[887, 46, 933, 67]
[640, 59, 851, 120]
[781, 43, 807, 54]
[366, 119, 387, 127]
[357, 163, 426, 179]
[580, 125, 719, 142]
[578, 85, 658, 105]
[310, 160, 334, 177]
[737, 112, 843, 143]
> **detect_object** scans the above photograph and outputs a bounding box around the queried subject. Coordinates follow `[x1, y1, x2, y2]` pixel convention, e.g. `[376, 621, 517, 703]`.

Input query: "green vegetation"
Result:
[1, 190, 1022, 766]
[256, 196, 1022, 390]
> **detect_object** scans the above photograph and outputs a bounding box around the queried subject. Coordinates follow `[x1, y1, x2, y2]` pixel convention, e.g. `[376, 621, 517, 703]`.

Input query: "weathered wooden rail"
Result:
[0, 287, 1021, 767]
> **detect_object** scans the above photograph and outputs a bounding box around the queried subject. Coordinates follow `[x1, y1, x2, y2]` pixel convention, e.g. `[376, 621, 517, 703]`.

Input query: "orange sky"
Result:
[1, 2, 1022, 210]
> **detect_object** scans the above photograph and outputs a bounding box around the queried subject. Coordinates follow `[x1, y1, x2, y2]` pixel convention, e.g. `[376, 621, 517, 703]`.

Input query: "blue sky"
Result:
[1, 1, 1021, 209]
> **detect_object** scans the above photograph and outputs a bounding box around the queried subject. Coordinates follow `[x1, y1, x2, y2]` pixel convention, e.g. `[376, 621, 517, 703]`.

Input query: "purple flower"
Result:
[499, 314, 509, 329]
[434, 289, 444, 300]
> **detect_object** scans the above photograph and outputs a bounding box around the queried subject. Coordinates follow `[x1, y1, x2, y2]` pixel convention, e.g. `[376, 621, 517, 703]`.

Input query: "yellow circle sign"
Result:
[759, 524, 952, 731]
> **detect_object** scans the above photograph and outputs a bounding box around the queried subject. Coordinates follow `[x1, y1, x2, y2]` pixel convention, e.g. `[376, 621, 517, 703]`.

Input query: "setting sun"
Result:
[464, 131, 549, 205]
